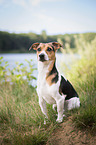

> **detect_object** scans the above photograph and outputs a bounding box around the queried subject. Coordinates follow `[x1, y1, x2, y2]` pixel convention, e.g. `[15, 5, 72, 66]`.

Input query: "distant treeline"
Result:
[0, 30, 96, 53]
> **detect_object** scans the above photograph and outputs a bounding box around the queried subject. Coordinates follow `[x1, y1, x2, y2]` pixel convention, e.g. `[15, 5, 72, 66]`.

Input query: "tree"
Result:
[41, 30, 47, 41]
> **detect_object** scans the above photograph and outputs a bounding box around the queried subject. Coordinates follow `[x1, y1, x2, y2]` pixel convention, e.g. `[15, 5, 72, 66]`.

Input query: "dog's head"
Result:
[29, 42, 63, 62]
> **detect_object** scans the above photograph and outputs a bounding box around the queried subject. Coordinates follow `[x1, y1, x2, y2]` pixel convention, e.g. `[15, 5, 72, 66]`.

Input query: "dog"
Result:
[29, 42, 80, 123]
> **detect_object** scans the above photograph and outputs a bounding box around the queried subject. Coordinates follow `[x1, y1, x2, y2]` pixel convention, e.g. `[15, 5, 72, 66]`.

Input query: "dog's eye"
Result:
[37, 48, 41, 51]
[47, 47, 52, 52]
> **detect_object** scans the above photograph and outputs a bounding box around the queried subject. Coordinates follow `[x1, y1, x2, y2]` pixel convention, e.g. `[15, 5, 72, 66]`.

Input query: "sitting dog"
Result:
[29, 42, 80, 123]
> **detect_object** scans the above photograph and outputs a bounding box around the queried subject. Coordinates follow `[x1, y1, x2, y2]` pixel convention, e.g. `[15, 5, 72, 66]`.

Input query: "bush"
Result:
[0, 57, 36, 85]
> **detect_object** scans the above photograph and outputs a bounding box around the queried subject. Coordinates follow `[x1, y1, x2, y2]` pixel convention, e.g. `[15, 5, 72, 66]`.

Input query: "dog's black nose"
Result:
[39, 54, 44, 59]
[39, 54, 45, 62]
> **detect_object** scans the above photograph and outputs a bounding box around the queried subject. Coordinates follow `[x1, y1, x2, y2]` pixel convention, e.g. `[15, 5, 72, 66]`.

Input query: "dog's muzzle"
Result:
[39, 54, 46, 62]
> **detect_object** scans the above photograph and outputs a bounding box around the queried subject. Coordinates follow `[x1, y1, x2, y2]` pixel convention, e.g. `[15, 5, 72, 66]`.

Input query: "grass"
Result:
[72, 85, 96, 134]
[0, 57, 58, 145]
[0, 81, 58, 145]
[61, 36, 96, 134]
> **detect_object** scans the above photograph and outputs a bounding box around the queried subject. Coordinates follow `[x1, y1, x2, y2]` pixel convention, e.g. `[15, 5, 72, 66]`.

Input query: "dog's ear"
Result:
[29, 43, 40, 51]
[52, 42, 63, 50]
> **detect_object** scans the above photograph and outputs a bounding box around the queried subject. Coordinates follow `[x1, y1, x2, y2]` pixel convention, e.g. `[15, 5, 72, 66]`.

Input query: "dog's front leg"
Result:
[39, 97, 48, 124]
[56, 96, 64, 123]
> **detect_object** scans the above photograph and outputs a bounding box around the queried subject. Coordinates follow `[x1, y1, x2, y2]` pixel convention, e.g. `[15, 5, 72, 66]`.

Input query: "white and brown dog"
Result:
[29, 42, 80, 123]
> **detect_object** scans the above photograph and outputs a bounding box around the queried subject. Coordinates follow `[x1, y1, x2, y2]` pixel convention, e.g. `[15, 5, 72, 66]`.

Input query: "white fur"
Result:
[64, 97, 80, 111]
[38, 51, 49, 61]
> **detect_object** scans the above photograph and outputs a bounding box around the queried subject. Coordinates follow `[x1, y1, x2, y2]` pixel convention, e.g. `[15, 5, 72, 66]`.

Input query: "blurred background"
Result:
[0, 0, 96, 84]
[0, 0, 96, 53]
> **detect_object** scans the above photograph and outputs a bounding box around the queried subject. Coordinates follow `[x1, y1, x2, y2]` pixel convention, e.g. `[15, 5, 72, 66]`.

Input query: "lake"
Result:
[0, 53, 80, 86]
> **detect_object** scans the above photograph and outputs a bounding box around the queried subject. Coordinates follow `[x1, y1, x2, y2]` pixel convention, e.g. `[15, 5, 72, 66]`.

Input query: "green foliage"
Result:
[0, 57, 36, 85]
[0, 31, 57, 53]
[0, 58, 58, 144]
[0, 31, 96, 53]
[67, 36, 96, 89]
[0, 56, 9, 81]
[57, 33, 96, 53]
[57, 33, 76, 50]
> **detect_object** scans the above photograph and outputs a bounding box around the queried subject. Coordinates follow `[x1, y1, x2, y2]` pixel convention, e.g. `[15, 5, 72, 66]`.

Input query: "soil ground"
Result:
[46, 117, 96, 145]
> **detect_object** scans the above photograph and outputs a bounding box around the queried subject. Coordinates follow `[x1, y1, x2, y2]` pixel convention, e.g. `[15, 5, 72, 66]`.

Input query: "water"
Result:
[0, 53, 80, 86]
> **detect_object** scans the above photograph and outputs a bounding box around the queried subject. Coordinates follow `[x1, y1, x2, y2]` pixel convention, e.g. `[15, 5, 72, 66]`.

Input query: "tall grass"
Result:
[60, 36, 96, 134]
[0, 59, 57, 145]
[0, 83, 57, 145]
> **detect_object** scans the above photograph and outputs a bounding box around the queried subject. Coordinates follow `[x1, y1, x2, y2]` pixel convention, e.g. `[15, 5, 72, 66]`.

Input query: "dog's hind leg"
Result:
[65, 97, 80, 110]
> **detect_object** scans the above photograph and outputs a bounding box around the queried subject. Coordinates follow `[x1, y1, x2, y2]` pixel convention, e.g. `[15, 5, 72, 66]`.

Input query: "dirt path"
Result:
[46, 117, 96, 145]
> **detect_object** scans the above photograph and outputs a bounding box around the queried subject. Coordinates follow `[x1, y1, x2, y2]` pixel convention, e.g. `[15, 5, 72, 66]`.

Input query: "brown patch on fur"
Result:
[46, 72, 57, 86]
[46, 60, 57, 86]
[36, 43, 45, 55]
[48, 60, 55, 72]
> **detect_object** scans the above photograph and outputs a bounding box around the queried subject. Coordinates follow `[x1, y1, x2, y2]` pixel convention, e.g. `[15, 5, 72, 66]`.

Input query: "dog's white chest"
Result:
[37, 64, 56, 104]
[37, 76, 56, 104]
[37, 61, 61, 104]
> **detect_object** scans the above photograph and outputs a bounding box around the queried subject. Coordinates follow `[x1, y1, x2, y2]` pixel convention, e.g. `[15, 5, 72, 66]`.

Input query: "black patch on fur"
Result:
[49, 44, 55, 51]
[51, 45, 55, 51]
[52, 73, 58, 83]
[59, 76, 79, 100]
[48, 62, 58, 83]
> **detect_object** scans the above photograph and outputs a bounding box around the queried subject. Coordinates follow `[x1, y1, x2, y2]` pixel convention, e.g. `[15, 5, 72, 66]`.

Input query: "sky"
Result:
[0, 0, 96, 35]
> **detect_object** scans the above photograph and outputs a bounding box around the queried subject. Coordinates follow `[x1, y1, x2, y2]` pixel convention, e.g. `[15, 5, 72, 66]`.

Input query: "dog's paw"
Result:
[56, 117, 63, 123]
[44, 116, 48, 125]
[44, 119, 46, 125]
[63, 114, 66, 117]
